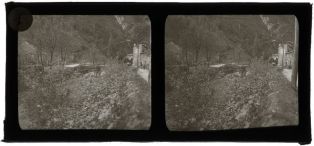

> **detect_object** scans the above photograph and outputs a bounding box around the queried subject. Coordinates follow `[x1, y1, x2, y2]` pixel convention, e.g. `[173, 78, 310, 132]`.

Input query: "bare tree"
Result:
[35, 16, 58, 68]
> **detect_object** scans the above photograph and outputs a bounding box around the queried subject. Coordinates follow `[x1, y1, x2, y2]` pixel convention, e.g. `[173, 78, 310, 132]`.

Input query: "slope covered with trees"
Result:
[165, 15, 295, 65]
[19, 15, 150, 66]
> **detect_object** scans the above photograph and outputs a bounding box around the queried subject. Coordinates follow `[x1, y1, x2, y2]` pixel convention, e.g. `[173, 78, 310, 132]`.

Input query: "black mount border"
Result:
[4, 2, 312, 143]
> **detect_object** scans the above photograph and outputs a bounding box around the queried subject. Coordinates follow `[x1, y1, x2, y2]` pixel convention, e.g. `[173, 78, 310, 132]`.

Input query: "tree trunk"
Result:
[93, 51, 95, 65]
[238, 51, 241, 64]
[195, 43, 201, 65]
[184, 48, 189, 66]
[92, 46, 96, 65]
[252, 33, 258, 57]
[60, 47, 67, 66]
[50, 50, 54, 69]
[291, 17, 299, 89]
[64, 47, 67, 65]
[60, 47, 63, 66]
[39, 48, 44, 66]
[234, 47, 236, 63]
[217, 52, 220, 63]
[206, 48, 210, 66]
[105, 32, 113, 58]
[36, 52, 40, 65]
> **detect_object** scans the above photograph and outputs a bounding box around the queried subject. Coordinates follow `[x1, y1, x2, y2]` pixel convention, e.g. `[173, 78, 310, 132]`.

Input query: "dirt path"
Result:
[137, 68, 149, 82]
[282, 69, 292, 81]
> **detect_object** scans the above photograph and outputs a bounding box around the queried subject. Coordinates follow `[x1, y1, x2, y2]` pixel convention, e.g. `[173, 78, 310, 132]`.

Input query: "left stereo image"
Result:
[18, 15, 151, 129]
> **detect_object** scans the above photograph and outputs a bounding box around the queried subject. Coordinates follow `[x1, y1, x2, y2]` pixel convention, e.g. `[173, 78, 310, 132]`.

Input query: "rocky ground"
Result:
[18, 62, 151, 129]
[166, 59, 298, 131]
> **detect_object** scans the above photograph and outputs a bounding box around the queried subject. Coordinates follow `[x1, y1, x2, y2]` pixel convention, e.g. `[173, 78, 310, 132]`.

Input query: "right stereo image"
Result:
[165, 15, 299, 131]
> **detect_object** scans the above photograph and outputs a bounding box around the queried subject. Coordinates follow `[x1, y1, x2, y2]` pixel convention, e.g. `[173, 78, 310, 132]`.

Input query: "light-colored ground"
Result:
[209, 64, 225, 68]
[137, 68, 149, 82]
[64, 64, 80, 68]
[282, 69, 292, 82]
[209, 63, 248, 68]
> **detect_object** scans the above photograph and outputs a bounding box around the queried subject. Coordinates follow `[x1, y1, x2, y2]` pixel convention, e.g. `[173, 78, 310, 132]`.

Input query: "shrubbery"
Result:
[19, 61, 151, 129]
[166, 59, 290, 130]
[166, 65, 218, 130]
[208, 59, 289, 129]
[18, 65, 73, 129]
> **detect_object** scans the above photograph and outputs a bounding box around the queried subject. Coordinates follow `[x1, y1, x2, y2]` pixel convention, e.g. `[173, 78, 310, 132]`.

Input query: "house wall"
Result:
[132, 44, 142, 67]
[278, 44, 285, 67]
[140, 54, 151, 70]
[277, 43, 294, 68]
[285, 52, 294, 68]
[132, 43, 151, 69]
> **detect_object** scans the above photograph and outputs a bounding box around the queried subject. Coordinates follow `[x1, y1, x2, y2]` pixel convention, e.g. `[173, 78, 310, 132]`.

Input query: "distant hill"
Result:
[18, 15, 151, 66]
[166, 15, 295, 65]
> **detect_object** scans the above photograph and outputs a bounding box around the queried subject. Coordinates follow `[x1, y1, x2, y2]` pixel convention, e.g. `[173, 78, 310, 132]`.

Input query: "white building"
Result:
[277, 43, 294, 68]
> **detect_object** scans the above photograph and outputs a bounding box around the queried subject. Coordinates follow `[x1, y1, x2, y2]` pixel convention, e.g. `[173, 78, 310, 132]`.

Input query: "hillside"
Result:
[166, 15, 295, 65]
[18, 15, 151, 129]
[165, 15, 298, 130]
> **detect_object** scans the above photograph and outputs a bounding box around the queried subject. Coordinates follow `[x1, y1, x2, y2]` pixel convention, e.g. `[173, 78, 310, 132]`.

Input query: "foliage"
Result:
[166, 65, 218, 130]
[166, 16, 295, 65]
[18, 65, 73, 128]
[166, 59, 293, 130]
[19, 15, 151, 66]
[18, 15, 151, 129]
[19, 61, 151, 129]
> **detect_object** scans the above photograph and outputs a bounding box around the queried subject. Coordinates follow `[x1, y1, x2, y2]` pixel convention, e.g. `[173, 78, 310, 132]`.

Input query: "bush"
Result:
[205, 59, 287, 129]
[166, 58, 290, 130]
[19, 61, 151, 129]
[18, 65, 74, 129]
[47, 61, 150, 129]
[166, 65, 218, 130]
